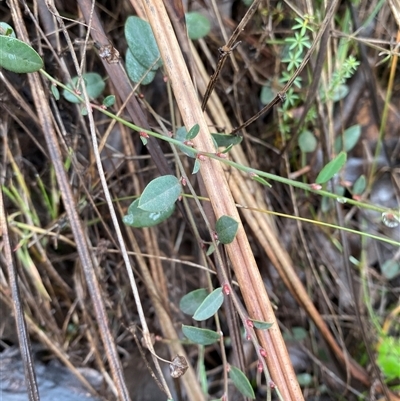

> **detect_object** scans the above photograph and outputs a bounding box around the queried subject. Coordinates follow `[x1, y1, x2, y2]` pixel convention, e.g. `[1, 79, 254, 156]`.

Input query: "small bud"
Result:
[352, 194, 361, 201]
[223, 284, 231, 295]
[269, 380, 276, 389]
[197, 154, 206, 161]
[246, 319, 254, 328]
[163, 75, 168, 83]
[258, 361, 263, 372]
[181, 177, 187, 186]
[310, 183, 322, 190]
[259, 348, 267, 357]
[184, 140, 194, 146]
[216, 152, 227, 158]
[213, 231, 219, 240]
[139, 131, 149, 138]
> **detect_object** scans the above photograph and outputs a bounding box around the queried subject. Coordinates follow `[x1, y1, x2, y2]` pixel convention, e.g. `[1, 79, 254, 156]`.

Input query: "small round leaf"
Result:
[186, 12, 211, 40]
[0, 36, 43, 73]
[103, 95, 115, 107]
[298, 130, 317, 153]
[187, 124, 200, 140]
[182, 325, 220, 345]
[215, 215, 239, 244]
[176, 126, 196, 158]
[193, 287, 223, 321]
[251, 319, 273, 330]
[138, 175, 181, 212]
[63, 72, 105, 104]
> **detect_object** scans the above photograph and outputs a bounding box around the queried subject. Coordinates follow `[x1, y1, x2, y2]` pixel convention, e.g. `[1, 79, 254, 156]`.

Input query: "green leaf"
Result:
[206, 242, 216, 256]
[380, 259, 400, 280]
[123, 198, 175, 228]
[298, 130, 317, 153]
[211, 133, 242, 148]
[192, 159, 201, 174]
[260, 83, 275, 105]
[251, 319, 273, 330]
[297, 373, 313, 386]
[0, 36, 43, 73]
[0, 22, 16, 37]
[179, 289, 208, 315]
[377, 336, 400, 379]
[176, 126, 197, 158]
[331, 84, 349, 102]
[138, 175, 181, 212]
[315, 151, 347, 184]
[51, 85, 60, 100]
[334, 124, 361, 153]
[182, 325, 220, 345]
[103, 95, 115, 107]
[62, 72, 105, 104]
[125, 49, 157, 85]
[353, 175, 366, 195]
[187, 124, 200, 140]
[229, 365, 255, 399]
[193, 287, 223, 321]
[215, 215, 239, 244]
[125, 16, 162, 70]
[185, 12, 211, 40]
[251, 174, 271, 187]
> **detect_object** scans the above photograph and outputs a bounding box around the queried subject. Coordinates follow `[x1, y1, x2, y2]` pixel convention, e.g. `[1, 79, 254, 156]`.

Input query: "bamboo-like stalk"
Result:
[139, 1, 304, 399]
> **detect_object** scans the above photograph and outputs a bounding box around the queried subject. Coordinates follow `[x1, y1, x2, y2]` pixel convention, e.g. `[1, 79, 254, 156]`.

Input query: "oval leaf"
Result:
[179, 289, 208, 315]
[63, 72, 105, 104]
[187, 124, 200, 140]
[211, 133, 242, 148]
[251, 319, 273, 330]
[353, 174, 366, 195]
[193, 287, 223, 321]
[334, 124, 361, 153]
[139, 175, 181, 212]
[125, 16, 162, 70]
[192, 159, 201, 175]
[0, 36, 43, 73]
[298, 130, 317, 153]
[315, 151, 347, 184]
[123, 198, 175, 228]
[182, 325, 220, 345]
[103, 95, 115, 107]
[215, 215, 239, 244]
[186, 12, 211, 40]
[229, 365, 255, 399]
[125, 49, 157, 85]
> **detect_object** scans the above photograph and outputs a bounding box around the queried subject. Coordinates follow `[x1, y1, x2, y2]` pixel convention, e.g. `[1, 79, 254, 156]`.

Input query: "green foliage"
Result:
[334, 124, 361, 153]
[215, 215, 239, 244]
[229, 365, 256, 399]
[138, 175, 181, 212]
[0, 35, 43, 73]
[123, 198, 175, 228]
[315, 151, 347, 184]
[182, 325, 221, 345]
[186, 12, 211, 40]
[0, 22, 16, 37]
[193, 287, 224, 321]
[377, 336, 400, 380]
[125, 16, 162, 86]
[62, 72, 105, 103]
[251, 319, 273, 330]
[298, 130, 317, 153]
[180, 289, 209, 315]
